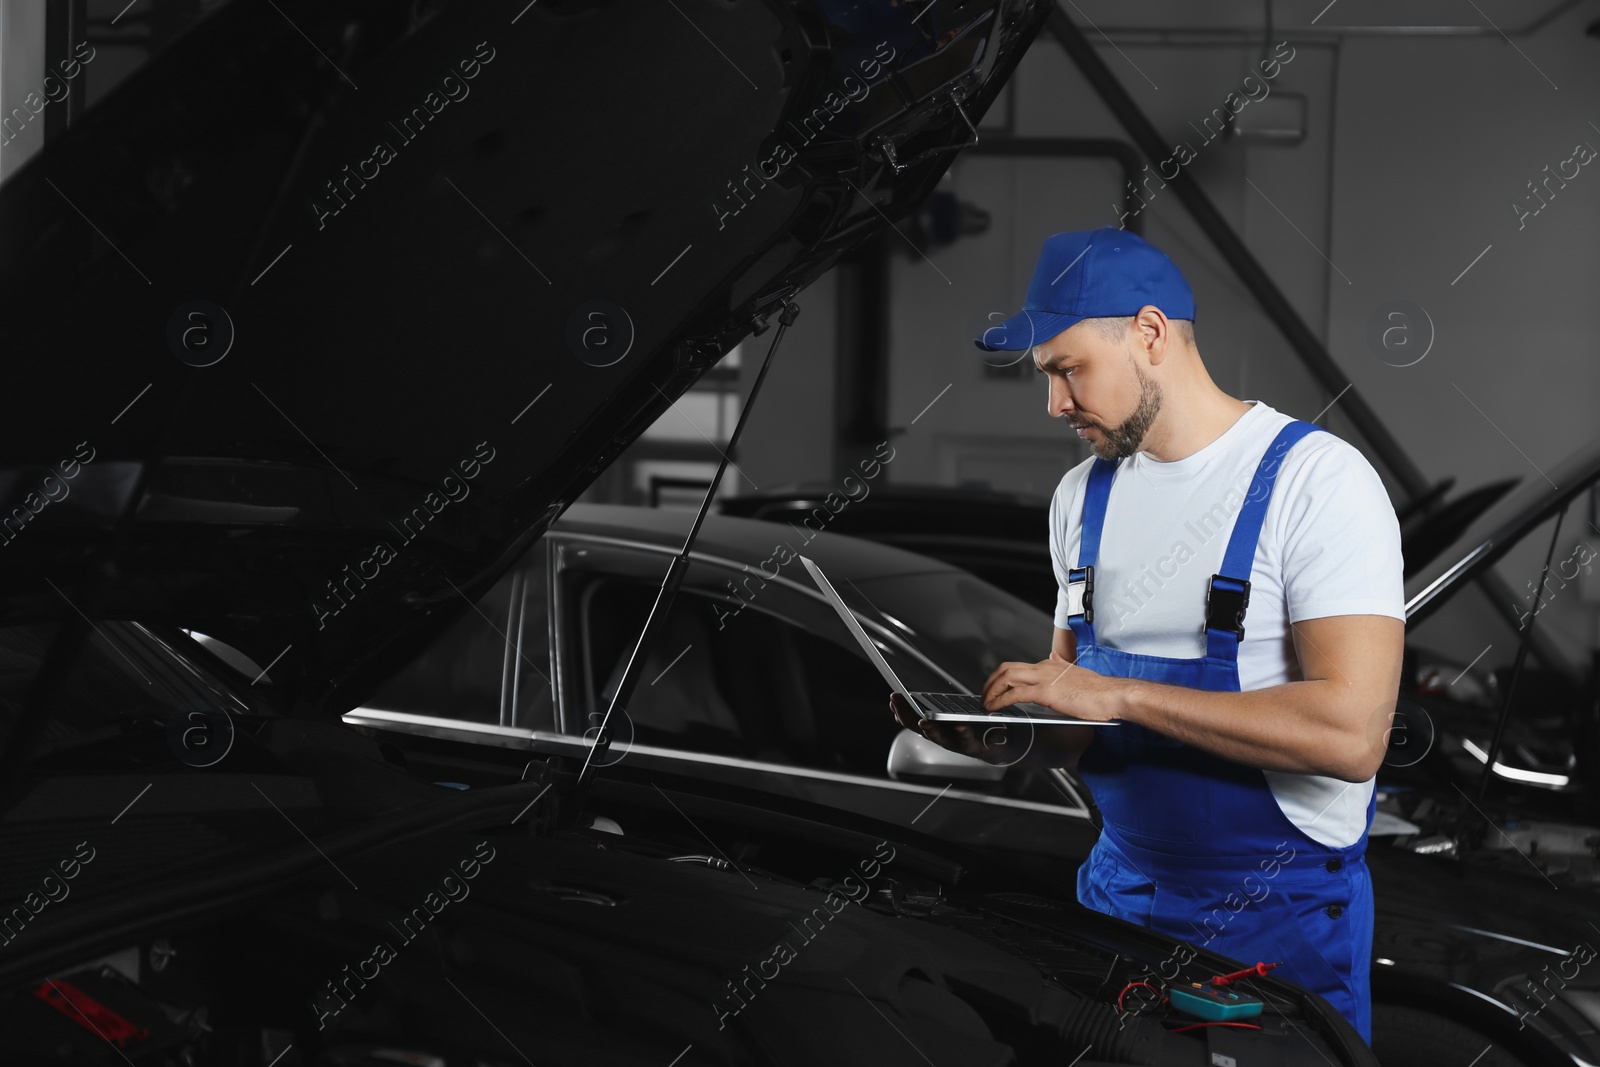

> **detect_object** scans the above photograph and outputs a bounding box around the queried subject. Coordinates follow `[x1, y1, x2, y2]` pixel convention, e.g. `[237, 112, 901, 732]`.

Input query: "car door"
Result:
[541, 532, 1099, 880]
[357, 540, 556, 732]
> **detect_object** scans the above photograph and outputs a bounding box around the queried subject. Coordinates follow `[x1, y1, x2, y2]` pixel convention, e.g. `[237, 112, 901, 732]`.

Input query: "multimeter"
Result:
[1167, 982, 1265, 1021]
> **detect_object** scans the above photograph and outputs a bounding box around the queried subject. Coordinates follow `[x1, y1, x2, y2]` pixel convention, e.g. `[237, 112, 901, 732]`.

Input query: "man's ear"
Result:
[1137, 307, 1170, 365]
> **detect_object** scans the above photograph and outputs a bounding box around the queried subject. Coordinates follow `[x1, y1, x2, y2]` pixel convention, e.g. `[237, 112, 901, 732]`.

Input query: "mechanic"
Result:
[889, 227, 1404, 1044]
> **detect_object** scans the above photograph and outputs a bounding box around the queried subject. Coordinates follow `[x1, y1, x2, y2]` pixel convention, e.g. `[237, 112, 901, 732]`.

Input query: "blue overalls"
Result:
[1065, 420, 1375, 1044]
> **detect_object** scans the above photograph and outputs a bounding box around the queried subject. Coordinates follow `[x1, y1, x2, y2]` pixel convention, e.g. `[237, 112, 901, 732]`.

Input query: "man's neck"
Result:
[1140, 387, 1252, 463]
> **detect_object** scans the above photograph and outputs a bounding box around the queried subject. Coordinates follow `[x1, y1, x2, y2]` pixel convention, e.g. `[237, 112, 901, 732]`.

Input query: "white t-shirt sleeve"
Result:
[1274, 439, 1406, 623]
[1050, 465, 1088, 630]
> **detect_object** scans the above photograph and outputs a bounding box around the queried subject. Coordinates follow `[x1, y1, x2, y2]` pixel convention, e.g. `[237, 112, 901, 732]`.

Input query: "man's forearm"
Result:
[1117, 677, 1382, 782]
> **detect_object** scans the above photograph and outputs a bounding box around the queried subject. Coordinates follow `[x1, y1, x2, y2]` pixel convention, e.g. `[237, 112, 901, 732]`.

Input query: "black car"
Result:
[0, 0, 1380, 1063]
[717, 474, 1527, 616]
[1388, 437, 1600, 834]
[720, 482, 1061, 611]
[348, 503, 1600, 1067]
[3, 613, 1375, 1065]
[350, 502, 1094, 867]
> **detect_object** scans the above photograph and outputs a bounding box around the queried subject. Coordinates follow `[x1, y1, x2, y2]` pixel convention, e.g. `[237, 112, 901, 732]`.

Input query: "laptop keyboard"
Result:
[913, 692, 1055, 715]
[914, 692, 987, 713]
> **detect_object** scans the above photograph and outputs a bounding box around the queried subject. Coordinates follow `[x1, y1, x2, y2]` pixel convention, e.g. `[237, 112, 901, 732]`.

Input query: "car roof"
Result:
[554, 503, 962, 583]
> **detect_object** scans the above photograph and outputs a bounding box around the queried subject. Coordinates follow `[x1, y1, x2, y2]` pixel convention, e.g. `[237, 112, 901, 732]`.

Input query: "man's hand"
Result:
[883, 697, 1017, 764]
[981, 650, 1126, 722]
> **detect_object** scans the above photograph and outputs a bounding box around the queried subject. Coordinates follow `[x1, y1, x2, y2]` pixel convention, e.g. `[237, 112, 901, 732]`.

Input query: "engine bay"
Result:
[0, 762, 1356, 1066]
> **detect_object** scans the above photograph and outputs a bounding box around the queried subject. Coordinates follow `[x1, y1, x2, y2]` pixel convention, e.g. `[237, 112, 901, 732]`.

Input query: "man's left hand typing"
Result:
[981, 650, 1127, 722]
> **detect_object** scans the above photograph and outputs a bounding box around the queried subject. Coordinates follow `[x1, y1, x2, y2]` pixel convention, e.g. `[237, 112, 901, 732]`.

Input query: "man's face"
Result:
[1032, 320, 1162, 461]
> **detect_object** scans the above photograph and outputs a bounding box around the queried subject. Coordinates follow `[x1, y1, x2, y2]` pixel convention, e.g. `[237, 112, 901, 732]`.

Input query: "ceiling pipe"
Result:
[1077, 0, 1581, 42]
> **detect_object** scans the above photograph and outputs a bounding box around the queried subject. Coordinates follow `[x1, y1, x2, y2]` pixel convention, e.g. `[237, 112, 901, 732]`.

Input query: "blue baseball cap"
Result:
[974, 227, 1195, 352]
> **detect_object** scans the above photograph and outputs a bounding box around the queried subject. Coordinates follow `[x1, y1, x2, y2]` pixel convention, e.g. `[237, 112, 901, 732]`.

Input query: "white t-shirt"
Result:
[1048, 399, 1405, 848]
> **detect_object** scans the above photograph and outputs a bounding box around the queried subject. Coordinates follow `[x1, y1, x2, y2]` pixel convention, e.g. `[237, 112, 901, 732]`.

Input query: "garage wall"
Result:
[1324, 16, 1600, 666]
[729, 263, 839, 491]
[742, 35, 1352, 500]
[882, 37, 1343, 494]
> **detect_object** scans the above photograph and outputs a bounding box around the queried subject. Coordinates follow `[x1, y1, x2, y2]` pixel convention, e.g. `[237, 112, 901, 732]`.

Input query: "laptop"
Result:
[799, 555, 1118, 727]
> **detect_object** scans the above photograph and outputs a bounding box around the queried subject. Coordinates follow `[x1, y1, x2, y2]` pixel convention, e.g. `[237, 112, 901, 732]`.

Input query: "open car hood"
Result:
[0, 0, 1048, 716]
[1404, 437, 1600, 627]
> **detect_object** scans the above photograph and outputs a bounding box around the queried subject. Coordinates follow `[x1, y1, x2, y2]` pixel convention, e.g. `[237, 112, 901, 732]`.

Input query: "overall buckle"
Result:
[1066, 565, 1094, 624]
[1203, 574, 1250, 639]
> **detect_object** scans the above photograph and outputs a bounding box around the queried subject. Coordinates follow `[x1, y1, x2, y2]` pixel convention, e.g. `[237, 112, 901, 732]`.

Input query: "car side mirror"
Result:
[887, 728, 1005, 782]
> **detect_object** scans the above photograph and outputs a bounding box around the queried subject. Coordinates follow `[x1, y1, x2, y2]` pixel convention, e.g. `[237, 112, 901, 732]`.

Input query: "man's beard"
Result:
[1077, 363, 1162, 461]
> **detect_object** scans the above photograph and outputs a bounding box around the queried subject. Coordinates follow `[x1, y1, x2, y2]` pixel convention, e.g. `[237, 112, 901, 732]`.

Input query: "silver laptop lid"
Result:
[798, 555, 925, 717]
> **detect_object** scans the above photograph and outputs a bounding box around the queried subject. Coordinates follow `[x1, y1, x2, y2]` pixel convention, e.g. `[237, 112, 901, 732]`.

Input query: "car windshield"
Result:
[850, 570, 1053, 690]
[0, 621, 252, 774]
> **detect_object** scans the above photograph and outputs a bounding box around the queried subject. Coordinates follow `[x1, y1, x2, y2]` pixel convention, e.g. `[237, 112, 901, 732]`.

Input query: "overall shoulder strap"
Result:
[1204, 420, 1326, 659]
[1076, 457, 1119, 569]
[1065, 457, 1118, 645]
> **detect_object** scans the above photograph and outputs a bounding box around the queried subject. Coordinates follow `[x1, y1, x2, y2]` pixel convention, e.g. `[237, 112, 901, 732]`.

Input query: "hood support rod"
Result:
[573, 300, 803, 794]
[1473, 498, 1568, 805]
